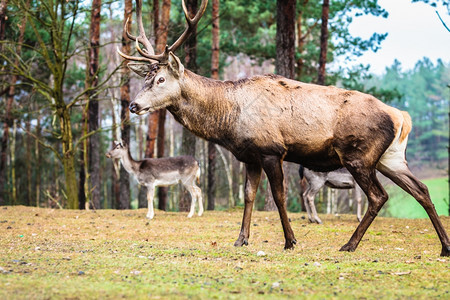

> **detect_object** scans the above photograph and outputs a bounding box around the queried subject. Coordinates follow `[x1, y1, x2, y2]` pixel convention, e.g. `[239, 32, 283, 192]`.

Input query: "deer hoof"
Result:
[187, 213, 193, 218]
[441, 245, 450, 257]
[339, 243, 356, 252]
[315, 218, 323, 224]
[284, 239, 297, 250]
[234, 237, 248, 247]
[146, 213, 154, 220]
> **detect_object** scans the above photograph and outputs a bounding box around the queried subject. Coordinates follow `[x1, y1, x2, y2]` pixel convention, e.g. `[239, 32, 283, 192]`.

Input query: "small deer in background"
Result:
[299, 166, 363, 224]
[106, 141, 203, 219]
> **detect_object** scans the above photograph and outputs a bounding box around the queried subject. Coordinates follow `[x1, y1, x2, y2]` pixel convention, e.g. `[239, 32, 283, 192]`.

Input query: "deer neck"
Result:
[168, 70, 237, 143]
[119, 149, 140, 175]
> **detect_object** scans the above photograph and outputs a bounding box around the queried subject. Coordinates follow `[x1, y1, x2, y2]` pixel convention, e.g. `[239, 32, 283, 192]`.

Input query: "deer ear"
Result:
[168, 52, 184, 78]
[128, 63, 152, 78]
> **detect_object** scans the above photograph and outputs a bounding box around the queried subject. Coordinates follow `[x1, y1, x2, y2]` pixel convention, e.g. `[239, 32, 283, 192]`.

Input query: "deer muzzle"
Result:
[129, 102, 139, 114]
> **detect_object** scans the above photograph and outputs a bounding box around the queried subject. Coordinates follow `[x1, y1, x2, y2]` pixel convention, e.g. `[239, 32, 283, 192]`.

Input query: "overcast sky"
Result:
[346, 0, 450, 75]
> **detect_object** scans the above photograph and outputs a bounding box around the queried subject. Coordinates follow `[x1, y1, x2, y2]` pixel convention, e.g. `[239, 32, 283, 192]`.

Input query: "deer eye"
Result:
[157, 77, 165, 84]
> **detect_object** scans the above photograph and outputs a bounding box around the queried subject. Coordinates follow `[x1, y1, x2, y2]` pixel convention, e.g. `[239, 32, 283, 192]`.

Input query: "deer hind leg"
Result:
[377, 159, 450, 256]
[354, 186, 363, 222]
[194, 183, 203, 216]
[339, 164, 388, 253]
[234, 163, 262, 247]
[262, 156, 297, 250]
[303, 185, 323, 224]
[146, 185, 155, 220]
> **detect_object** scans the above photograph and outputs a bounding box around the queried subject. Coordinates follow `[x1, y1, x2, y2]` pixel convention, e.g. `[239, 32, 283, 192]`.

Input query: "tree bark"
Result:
[157, 109, 168, 210]
[276, 0, 296, 79]
[0, 0, 28, 205]
[88, 0, 102, 209]
[26, 116, 32, 206]
[78, 110, 87, 210]
[0, 0, 7, 44]
[35, 115, 41, 207]
[179, 0, 198, 212]
[317, 0, 329, 85]
[146, 0, 159, 160]
[268, 0, 296, 211]
[119, 0, 133, 209]
[207, 0, 220, 210]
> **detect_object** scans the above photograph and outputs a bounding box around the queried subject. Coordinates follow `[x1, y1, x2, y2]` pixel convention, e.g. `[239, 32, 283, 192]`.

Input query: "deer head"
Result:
[106, 141, 128, 159]
[118, 0, 208, 115]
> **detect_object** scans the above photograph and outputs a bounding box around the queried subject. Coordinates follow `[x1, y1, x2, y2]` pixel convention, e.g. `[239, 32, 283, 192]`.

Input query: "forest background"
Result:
[0, 0, 448, 217]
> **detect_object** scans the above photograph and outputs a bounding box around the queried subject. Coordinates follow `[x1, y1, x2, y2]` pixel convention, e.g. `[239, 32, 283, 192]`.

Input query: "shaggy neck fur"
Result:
[167, 70, 239, 143]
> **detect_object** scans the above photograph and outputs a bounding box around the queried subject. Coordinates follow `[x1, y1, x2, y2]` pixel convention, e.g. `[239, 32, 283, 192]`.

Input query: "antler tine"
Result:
[117, 46, 154, 63]
[124, 17, 138, 41]
[135, 0, 156, 56]
[167, 0, 208, 53]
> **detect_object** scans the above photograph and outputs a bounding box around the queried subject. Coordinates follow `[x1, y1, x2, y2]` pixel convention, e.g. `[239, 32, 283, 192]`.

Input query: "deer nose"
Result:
[129, 102, 138, 114]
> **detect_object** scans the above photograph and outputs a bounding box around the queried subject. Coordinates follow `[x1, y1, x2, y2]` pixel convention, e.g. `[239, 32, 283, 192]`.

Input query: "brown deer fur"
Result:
[126, 61, 449, 256]
[119, 0, 449, 256]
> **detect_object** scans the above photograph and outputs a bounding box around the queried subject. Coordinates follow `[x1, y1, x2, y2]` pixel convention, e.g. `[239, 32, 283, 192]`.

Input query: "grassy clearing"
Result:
[385, 177, 449, 218]
[0, 206, 449, 299]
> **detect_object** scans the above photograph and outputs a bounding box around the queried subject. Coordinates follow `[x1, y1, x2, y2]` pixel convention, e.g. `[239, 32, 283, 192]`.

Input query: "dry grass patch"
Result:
[0, 206, 449, 299]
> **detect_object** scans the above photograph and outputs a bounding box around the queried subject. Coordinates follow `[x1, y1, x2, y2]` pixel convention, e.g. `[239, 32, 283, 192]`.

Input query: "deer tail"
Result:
[399, 111, 412, 144]
[196, 163, 201, 185]
[298, 165, 304, 180]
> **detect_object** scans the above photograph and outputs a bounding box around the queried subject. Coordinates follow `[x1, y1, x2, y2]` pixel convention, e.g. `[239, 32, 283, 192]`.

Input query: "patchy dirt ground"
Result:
[0, 206, 449, 299]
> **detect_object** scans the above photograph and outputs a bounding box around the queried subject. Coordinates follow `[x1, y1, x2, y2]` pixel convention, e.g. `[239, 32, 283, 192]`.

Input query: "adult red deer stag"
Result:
[118, 0, 449, 256]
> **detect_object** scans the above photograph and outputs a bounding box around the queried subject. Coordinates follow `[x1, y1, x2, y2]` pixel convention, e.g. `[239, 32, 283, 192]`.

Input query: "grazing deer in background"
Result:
[299, 166, 363, 224]
[118, 0, 450, 256]
[106, 141, 203, 219]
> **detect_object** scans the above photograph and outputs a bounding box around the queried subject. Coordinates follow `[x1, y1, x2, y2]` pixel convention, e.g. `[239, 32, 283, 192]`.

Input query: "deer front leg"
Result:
[234, 163, 262, 247]
[146, 185, 155, 219]
[185, 184, 196, 218]
[262, 156, 297, 250]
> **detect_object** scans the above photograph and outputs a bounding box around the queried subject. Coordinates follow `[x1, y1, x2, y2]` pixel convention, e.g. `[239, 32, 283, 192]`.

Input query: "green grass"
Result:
[0, 206, 449, 299]
[385, 177, 449, 218]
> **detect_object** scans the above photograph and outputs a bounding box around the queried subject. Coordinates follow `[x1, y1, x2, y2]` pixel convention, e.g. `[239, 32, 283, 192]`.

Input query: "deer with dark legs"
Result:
[117, 0, 450, 256]
[299, 166, 363, 224]
[106, 141, 203, 219]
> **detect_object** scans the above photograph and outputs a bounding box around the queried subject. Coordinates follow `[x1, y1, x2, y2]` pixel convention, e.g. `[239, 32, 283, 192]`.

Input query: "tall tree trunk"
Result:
[145, 113, 158, 158]
[10, 120, 16, 204]
[26, 116, 32, 206]
[0, 0, 7, 45]
[119, 0, 132, 209]
[179, 0, 198, 212]
[35, 115, 41, 207]
[207, 0, 220, 211]
[59, 107, 79, 209]
[157, 0, 171, 210]
[88, 0, 102, 209]
[145, 0, 160, 167]
[157, 109, 168, 210]
[276, 0, 296, 79]
[0, 1, 28, 205]
[317, 0, 329, 85]
[296, 6, 304, 80]
[78, 137, 86, 210]
[268, 0, 296, 211]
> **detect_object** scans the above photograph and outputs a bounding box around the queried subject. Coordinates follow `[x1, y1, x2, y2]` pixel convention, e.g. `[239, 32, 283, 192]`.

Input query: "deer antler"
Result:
[118, 0, 208, 63]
